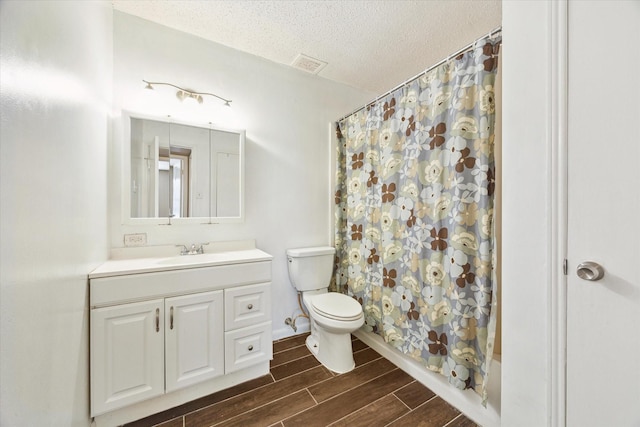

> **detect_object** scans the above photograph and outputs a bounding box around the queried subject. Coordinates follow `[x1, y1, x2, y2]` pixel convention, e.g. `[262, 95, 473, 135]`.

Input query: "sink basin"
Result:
[155, 252, 234, 266]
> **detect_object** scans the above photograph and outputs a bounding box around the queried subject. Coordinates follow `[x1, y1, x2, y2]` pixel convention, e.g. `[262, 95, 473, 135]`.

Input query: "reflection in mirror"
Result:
[211, 129, 241, 217]
[130, 118, 169, 218]
[128, 115, 243, 221]
[157, 147, 190, 217]
[169, 123, 210, 218]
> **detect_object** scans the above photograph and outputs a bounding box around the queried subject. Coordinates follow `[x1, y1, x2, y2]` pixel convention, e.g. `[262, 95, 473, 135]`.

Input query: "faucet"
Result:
[176, 243, 209, 255]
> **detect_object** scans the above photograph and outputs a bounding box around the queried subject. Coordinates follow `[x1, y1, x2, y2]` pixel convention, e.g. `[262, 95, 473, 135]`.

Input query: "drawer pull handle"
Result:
[155, 308, 160, 332]
[247, 304, 253, 310]
[170, 306, 174, 330]
[248, 345, 254, 351]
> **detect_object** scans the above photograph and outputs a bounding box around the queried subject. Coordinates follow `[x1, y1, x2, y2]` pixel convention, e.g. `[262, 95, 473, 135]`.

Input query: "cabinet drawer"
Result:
[224, 322, 272, 373]
[224, 282, 271, 330]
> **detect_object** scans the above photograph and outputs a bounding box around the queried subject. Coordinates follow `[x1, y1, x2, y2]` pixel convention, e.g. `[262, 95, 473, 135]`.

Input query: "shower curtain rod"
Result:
[337, 26, 502, 123]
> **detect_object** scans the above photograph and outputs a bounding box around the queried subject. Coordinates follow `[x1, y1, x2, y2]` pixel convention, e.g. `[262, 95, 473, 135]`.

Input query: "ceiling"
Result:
[111, 1, 501, 94]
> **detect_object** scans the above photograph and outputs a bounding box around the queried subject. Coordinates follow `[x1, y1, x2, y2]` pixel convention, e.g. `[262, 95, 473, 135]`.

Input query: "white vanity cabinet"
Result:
[89, 247, 272, 426]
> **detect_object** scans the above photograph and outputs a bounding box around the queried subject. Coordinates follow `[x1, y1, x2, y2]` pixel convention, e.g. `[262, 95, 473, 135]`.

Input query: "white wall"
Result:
[501, 1, 556, 425]
[0, 2, 112, 426]
[110, 12, 375, 338]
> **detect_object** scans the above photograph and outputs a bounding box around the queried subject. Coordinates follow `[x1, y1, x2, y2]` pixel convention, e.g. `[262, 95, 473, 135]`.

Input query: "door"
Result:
[90, 299, 164, 416]
[165, 290, 224, 392]
[566, 2, 640, 426]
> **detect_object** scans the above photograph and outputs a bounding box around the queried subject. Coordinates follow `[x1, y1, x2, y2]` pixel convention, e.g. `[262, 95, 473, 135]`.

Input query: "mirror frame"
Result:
[121, 111, 245, 225]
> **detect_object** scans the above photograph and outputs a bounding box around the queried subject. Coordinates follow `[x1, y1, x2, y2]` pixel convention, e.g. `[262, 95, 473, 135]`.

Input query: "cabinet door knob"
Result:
[247, 304, 253, 310]
[248, 345, 254, 351]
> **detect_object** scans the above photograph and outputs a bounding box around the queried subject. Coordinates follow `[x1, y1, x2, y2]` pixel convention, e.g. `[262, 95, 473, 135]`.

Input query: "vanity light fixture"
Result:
[143, 80, 232, 107]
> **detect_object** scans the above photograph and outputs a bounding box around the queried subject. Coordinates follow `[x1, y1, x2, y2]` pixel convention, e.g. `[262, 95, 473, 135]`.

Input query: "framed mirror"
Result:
[123, 112, 244, 224]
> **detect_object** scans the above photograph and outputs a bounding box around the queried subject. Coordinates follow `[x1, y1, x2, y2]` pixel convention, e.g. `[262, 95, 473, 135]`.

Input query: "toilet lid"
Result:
[311, 293, 363, 321]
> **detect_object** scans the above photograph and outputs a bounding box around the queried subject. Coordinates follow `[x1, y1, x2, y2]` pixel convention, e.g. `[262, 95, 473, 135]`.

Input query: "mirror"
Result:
[125, 113, 244, 223]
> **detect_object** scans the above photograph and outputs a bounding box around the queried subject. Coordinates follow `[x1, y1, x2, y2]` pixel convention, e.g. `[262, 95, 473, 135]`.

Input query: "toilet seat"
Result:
[310, 293, 363, 321]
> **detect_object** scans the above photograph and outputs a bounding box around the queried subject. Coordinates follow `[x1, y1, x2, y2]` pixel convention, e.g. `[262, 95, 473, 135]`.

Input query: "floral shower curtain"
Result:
[334, 34, 501, 402]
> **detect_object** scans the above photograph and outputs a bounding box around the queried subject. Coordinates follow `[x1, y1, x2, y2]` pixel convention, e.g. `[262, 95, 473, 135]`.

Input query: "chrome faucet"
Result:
[176, 243, 209, 255]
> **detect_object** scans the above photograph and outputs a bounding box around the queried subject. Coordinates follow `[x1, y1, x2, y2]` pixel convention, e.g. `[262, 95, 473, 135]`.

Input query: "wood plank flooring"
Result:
[125, 334, 478, 427]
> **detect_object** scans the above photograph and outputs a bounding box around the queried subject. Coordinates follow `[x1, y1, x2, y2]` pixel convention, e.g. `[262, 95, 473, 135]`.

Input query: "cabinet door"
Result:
[165, 290, 224, 392]
[90, 299, 164, 416]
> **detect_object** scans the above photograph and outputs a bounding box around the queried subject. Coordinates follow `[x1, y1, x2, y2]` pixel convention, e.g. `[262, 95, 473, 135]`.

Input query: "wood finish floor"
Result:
[126, 334, 478, 427]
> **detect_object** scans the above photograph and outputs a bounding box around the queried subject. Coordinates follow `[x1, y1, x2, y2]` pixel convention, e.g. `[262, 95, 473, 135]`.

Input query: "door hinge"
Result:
[563, 259, 568, 275]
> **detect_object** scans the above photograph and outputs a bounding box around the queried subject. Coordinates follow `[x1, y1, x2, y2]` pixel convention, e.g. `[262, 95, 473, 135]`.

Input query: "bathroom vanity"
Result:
[89, 241, 272, 426]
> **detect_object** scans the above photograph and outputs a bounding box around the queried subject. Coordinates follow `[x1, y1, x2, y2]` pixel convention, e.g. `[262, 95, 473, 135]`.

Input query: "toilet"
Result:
[286, 246, 364, 373]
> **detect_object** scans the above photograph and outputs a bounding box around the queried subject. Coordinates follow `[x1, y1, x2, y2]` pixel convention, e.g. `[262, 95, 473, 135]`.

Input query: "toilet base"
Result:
[306, 326, 356, 374]
[305, 334, 320, 356]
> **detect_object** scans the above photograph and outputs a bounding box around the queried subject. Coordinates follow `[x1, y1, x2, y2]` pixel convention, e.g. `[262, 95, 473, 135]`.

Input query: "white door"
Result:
[566, 2, 640, 426]
[165, 290, 224, 392]
[90, 299, 164, 416]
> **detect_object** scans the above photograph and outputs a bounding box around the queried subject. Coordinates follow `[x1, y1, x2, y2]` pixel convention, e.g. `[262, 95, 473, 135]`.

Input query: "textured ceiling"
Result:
[111, 0, 501, 94]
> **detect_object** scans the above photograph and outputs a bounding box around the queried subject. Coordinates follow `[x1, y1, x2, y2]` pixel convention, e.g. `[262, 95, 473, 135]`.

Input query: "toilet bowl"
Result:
[286, 247, 364, 373]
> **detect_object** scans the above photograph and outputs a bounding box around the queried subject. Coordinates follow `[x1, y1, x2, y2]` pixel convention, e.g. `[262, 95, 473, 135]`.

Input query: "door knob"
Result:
[576, 261, 605, 281]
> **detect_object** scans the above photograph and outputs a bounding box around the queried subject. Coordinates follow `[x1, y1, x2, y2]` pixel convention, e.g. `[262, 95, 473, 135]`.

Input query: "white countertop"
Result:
[90, 240, 272, 278]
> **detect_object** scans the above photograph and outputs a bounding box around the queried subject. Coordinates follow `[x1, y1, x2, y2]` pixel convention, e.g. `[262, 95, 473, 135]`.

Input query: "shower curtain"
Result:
[334, 34, 501, 402]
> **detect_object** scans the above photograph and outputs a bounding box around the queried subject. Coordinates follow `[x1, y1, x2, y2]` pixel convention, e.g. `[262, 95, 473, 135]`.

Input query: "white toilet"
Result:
[286, 246, 364, 373]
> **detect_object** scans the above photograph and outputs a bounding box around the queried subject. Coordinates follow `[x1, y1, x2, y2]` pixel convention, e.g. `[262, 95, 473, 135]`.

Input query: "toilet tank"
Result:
[286, 246, 336, 292]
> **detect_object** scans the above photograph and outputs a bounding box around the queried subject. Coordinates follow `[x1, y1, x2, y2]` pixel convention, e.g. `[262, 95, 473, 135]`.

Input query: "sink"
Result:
[155, 252, 234, 266]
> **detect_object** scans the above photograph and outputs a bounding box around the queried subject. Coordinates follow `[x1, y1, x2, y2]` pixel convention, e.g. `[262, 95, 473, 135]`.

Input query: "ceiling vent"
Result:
[291, 54, 327, 75]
